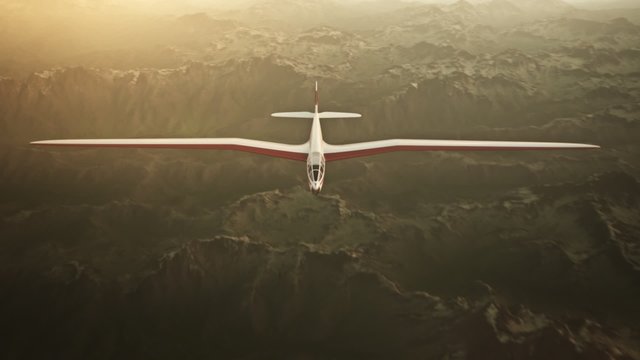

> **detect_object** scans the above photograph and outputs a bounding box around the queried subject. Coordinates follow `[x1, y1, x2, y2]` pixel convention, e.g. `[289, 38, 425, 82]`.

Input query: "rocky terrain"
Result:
[1, 0, 639, 358]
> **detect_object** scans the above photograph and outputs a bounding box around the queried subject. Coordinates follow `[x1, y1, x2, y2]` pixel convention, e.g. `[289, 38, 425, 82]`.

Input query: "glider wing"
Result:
[31, 138, 310, 161]
[323, 139, 599, 161]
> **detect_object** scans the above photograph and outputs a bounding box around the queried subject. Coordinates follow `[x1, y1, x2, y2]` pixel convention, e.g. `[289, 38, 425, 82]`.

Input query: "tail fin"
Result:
[315, 81, 319, 113]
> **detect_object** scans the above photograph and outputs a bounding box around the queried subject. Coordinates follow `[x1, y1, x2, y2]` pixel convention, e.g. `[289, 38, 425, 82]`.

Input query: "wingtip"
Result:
[30, 140, 66, 146]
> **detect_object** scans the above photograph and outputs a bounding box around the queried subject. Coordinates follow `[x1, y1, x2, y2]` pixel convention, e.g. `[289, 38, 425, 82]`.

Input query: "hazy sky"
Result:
[3, 0, 635, 14]
[67, 0, 640, 7]
[123, 0, 640, 12]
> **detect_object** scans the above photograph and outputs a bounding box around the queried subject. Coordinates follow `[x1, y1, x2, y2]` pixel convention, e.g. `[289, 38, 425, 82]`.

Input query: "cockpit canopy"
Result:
[307, 152, 325, 184]
[309, 164, 324, 182]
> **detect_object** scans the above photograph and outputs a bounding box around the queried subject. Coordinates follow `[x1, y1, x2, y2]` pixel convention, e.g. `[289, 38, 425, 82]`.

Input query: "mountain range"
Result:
[1, 0, 639, 358]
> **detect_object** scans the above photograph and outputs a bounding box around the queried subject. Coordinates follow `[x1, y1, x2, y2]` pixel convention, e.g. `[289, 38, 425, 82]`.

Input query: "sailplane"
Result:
[32, 82, 599, 193]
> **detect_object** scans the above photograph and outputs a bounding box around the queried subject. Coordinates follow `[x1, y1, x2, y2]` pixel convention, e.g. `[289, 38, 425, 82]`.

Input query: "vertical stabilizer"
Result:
[314, 81, 319, 114]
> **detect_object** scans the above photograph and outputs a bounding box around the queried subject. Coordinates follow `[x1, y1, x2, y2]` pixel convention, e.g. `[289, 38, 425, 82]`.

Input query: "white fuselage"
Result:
[306, 105, 326, 193]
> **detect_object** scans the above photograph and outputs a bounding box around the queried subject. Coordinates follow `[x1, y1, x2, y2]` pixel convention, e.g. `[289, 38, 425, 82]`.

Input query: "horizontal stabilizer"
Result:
[271, 112, 315, 118]
[319, 112, 362, 119]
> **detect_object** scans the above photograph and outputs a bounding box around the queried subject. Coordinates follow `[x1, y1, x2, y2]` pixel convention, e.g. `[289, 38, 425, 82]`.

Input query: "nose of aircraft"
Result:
[310, 181, 322, 193]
